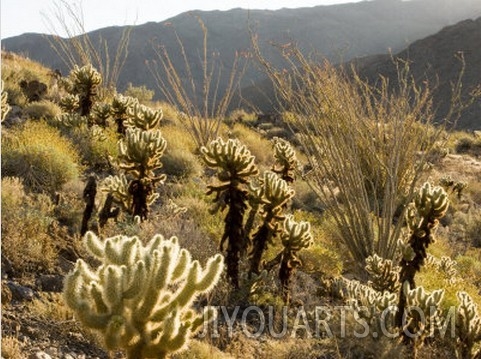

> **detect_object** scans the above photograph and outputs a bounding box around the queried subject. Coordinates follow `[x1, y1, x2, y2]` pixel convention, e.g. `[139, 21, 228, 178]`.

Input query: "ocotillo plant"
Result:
[201, 138, 259, 288]
[271, 137, 299, 183]
[277, 216, 313, 304]
[456, 291, 481, 359]
[395, 182, 449, 328]
[66, 64, 102, 118]
[249, 171, 295, 276]
[63, 232, 224, 359]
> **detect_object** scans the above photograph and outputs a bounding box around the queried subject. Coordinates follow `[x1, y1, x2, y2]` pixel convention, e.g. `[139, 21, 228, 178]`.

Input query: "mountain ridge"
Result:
[2, 0, 480, 128]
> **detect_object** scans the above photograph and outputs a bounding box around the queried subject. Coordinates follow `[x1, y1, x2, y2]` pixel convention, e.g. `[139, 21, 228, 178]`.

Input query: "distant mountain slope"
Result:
[2, 0, 480, 120]
[353, 17, 481, 130]
[240, 16, 481, 130]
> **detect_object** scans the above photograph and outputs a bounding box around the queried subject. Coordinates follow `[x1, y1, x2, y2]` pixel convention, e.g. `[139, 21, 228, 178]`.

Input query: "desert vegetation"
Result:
[1, 19, 481, 359]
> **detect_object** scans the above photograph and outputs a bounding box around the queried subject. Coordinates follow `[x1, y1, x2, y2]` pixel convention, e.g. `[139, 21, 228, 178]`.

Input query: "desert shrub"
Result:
[230, 123, 272, 168]
[455, 135, 481, 156]
[162, 147, 203, 180]
[225, 109, 257, 127]
[456, 253, 481, 288]
[291, 180, 323, 212]
[254, 40, 458, 266]
[1, 177, 58, 273]
[171, 340, 234, 359]
[1, 336, 23, 359]
[69, 124, 119, 170]
[124, 82, 155, 104]
[466, 210, 481, 247]
[24, 100, 62, 120]
[2, 121, 81, 194]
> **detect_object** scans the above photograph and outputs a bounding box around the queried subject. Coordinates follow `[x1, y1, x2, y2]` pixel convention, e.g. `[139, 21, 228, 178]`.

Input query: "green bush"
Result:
[1, 177, 58, 273]
[2, 121, 81, 194]
[162, 148, 202, 180]
[24, 100, 62, 120]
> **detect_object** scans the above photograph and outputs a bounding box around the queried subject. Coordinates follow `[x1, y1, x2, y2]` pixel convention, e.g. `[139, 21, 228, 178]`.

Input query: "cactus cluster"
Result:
[423, 254, 458, 284]
[396, 182, 449, 328]
[365, 253, 400, 293]
[439, 175, 468, 199]
[456, 291, 481, 359]
[63, 232, 224, 359]
[1, 80, 11, 122]
[201, 138, 258, 288]
[334, 277, 398, 333]
[403, 283, 445, 355]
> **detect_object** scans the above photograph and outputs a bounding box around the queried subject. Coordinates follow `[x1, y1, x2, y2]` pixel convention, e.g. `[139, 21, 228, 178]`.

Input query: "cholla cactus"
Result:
[249, 171, 295, 276]
[63, 232, 224, 359]
[101, 175, 132, 213]
[68, 64, 102, 117]
[396, 182, 449, 328]
[201, 138, 258, 288]
[403, 283, 445, 356]
[59, 93, 80, 113]
[271, 137, 299, 183]
[456, 291, 481, 359]
[341, 278, 398, 333]
[56, 113, 88, 128]
[114, 128, 166, 220]
[365, 253, 400, 293]
[111, 94, 139, 134]
[1, 80, 11, 122]
[118, 128, 167, 180]
[91, 102, 111, 127]
[125, 103, 163, 130]
[278, 216, 313, 304]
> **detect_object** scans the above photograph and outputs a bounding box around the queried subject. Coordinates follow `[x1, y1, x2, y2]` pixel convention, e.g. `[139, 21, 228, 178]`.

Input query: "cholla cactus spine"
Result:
[1, 80, 11, 122]
[249, 171, 295, 276]
[63, 232, 224, 359]
[201, 138, 258, 288]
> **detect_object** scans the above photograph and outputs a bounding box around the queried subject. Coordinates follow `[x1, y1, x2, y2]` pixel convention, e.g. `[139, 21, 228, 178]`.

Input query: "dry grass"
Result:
[1, 177, 59, 273]
[1, 336, 24, 359]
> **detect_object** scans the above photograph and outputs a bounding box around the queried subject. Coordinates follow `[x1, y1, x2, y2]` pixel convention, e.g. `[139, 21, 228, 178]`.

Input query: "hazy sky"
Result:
[1, 0, 364, 39]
